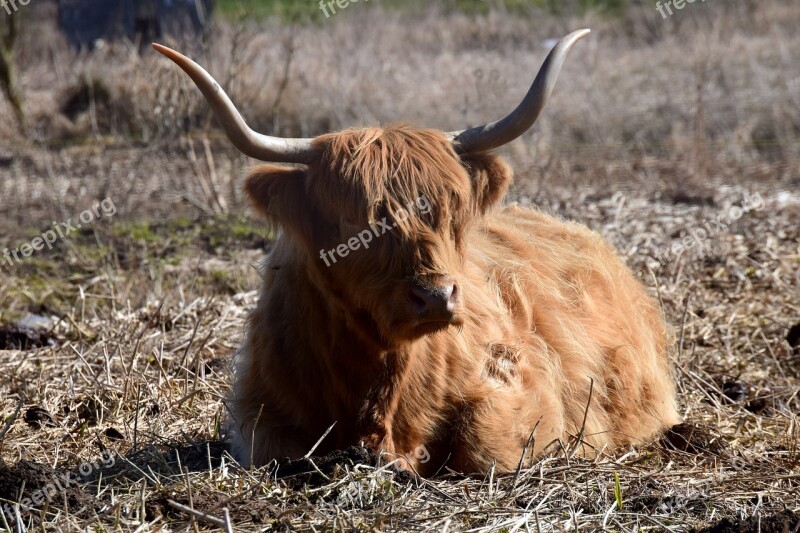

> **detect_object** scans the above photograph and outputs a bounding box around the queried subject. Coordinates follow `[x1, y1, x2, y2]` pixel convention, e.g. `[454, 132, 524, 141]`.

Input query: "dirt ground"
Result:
[0, 1, 798, 531]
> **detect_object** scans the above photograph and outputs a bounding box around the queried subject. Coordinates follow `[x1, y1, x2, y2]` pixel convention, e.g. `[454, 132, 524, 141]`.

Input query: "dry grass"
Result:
[1, 181, 798, 532]
[0, 1, 799, 531]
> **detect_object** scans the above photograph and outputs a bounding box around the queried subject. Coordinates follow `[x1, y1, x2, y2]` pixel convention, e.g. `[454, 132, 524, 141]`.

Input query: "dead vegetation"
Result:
[0, 0, 798, 531]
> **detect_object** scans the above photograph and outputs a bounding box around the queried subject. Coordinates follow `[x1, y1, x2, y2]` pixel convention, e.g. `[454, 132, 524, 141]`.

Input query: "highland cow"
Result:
[154, 29, 680, 475]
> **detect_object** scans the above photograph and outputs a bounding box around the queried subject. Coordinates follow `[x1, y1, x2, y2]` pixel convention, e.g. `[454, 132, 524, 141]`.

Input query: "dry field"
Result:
[0, 1, 799, 531]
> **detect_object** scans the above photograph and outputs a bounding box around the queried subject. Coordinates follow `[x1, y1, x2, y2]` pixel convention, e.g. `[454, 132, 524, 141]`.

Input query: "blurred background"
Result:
[1, 0, 796, 225]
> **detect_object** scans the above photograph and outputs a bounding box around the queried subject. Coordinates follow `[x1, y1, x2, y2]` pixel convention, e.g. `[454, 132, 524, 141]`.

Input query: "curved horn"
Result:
[152, 43, 315, 164]
[448, 29, 590, 154]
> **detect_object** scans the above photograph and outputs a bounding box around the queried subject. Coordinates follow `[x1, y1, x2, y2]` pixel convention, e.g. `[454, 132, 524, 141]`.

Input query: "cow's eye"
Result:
[339, 216, 361, 238]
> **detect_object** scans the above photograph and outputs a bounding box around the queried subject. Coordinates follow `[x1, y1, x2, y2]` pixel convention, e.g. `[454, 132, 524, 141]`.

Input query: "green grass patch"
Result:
[214, 0, 628, 22]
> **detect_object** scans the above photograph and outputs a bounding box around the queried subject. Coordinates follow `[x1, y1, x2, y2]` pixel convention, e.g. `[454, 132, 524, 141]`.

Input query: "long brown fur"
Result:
[230, 124, 680, 474]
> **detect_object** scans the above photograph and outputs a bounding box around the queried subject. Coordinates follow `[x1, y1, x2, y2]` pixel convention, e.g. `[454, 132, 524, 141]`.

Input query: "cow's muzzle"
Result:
[408, 280, 460, 324]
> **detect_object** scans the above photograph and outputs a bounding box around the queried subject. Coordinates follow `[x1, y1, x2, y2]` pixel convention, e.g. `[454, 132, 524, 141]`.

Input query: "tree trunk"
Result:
[0, 14, 24, 128]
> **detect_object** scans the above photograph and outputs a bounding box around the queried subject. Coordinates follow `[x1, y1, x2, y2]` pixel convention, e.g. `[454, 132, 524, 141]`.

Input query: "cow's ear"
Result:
[245, 165, 311, 235]
[460, 152, 512, 214]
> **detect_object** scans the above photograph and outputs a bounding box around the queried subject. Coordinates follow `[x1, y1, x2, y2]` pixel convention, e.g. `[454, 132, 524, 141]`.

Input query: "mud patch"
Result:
[667, 191, 716, 207]
[0, 460, 97, 525]
[149, 492, 283, 526]
[787, 323, 800, 350]
[96, 440, 228, 485]
[150, 445, 400, 526]
[662, 422, 727, 454]
[275, 445, 385, 489]
[103, 427, 125, 440]
[196, 357, 228, 376]
[710, 377, 776, 416]
[23, 406, 57, 429]
[0, 324, 57, 350]
[695, 510, 800, 533]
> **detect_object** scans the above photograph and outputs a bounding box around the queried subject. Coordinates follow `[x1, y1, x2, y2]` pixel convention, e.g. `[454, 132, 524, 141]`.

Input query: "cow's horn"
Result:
[448, 29, 590, 154]
[152, 43, 315, 164]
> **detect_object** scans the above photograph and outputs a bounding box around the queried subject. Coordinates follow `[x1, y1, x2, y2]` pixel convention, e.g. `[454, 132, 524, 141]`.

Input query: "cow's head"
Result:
[240, 126, 516, 346]
[153, 30, 589, 348]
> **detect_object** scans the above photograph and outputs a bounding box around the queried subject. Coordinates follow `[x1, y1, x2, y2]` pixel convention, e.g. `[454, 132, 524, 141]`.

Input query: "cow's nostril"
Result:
[409, 286, 430, 313]
[409, 283, 456, 321]
[448, 283, 459, 307]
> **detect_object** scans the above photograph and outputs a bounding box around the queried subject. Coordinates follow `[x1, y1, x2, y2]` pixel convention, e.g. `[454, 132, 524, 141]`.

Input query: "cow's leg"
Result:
[354, 350, 424, 469]
[448, 390, 566, 473]
[450, 342, 569, 472]
[230, 361, 311, 466]
[355, 379, 400, 463]
[230, 419, 308, 467]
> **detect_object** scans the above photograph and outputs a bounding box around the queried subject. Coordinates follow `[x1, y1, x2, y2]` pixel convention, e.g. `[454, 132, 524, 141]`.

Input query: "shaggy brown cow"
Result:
[154, 29, 680, 475]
